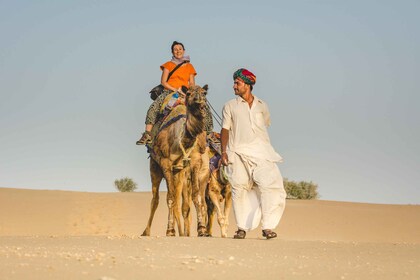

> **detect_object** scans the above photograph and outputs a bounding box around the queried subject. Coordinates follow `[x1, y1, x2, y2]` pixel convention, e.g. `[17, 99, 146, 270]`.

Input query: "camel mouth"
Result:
[198, 103, 207, 113]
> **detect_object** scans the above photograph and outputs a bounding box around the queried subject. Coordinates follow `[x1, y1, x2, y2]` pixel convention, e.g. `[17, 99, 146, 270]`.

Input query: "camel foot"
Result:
[166, 229, 176, 236]
[141, 229, 150, 236]
[197, 226, 210, 237]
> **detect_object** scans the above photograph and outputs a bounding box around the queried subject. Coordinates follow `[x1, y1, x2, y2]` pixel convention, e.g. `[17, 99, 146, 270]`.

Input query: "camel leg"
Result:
[199, 164, 210, 236]
[190, 170, 204, 236]
[182, 177, 191, 237]
[142, 159, 163, 236]
[191, 167, 209, 237]
[206, 190, 215, 237]
[208, 179, 226, 237]
[199, 180, 209, 229]
[200, 153, 211, 230]
[191, 153, 210, 237]
[221, 185, 232, 238]
[173, 170, 185, 236]
[160, 159, 177, 236]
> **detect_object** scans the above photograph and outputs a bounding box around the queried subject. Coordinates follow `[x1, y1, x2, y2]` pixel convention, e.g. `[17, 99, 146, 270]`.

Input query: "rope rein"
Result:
[206, 100, 222, 128]
[178, 136, 197, 163]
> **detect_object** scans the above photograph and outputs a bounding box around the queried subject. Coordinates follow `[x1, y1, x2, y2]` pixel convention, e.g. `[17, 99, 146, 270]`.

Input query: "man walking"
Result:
[221, 68, 286, 239]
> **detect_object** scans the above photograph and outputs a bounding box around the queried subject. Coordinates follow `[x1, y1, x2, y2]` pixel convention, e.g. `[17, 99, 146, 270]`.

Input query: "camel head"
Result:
[182, 85, 209, 115]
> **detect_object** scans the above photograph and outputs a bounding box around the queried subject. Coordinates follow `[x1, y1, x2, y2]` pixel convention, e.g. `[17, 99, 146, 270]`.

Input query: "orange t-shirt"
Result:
[160, 61, 197, 89]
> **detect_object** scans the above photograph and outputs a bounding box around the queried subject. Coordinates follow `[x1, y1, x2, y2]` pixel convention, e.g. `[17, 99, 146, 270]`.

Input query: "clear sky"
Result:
[1, 1, 419, 204]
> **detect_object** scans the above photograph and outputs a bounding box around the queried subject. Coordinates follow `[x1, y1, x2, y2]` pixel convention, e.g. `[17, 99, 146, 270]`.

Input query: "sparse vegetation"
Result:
[284, 178, 319, 200]
[114, 177, 137, 192]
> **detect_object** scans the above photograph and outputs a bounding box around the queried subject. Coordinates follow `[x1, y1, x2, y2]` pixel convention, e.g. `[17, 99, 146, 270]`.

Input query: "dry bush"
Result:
[114, 177, 137, 192]
[284, 178, 319, 200]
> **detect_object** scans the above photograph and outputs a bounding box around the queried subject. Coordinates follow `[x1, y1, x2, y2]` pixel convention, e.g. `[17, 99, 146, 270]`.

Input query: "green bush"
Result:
[114, 177, 137, 192]
[284, 178, 319, 200]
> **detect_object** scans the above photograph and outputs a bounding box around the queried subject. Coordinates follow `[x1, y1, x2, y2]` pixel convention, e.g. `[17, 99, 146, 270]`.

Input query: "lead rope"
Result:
[178, 135, 197, 164]
[172, 113, 197, 167]
[206, 100, 222, 128]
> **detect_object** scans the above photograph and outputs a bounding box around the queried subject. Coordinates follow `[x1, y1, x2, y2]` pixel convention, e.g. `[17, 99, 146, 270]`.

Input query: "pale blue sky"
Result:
[1, 1, 419, 204]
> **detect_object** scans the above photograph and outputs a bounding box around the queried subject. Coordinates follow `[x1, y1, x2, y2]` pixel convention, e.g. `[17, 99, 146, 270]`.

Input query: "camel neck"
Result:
[185, 112, 205, 140]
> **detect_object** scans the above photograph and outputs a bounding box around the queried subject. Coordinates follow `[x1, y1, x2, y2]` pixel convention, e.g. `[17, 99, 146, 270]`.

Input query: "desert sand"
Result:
[0, 187, 419, 279]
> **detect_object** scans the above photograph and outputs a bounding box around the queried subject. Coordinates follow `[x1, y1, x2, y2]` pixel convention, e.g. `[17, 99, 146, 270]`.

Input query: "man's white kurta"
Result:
[222, 96, 286, 231]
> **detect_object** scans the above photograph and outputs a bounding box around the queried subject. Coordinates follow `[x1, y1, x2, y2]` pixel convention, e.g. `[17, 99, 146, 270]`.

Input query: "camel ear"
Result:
[202, 84, 208, 93]
[181, 86, 189, 95]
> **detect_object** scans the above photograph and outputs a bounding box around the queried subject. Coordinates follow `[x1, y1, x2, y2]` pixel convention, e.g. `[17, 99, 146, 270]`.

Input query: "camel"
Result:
[141, 85, 210, 237]
[206, 155, 232, 238]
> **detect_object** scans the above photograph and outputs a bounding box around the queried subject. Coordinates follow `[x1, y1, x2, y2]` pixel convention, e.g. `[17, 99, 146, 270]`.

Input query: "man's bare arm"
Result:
[221, 128, 229, 166]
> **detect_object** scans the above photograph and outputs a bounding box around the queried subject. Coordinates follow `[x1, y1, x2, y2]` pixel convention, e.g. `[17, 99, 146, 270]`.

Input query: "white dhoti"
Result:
[226, 152, 286, 231]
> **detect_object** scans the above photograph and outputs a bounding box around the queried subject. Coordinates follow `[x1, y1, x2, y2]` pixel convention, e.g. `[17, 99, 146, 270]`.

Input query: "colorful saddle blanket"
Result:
[208, 132, 222, 173]
[146, 92, 184, 154]
[158, 92, 186, 133]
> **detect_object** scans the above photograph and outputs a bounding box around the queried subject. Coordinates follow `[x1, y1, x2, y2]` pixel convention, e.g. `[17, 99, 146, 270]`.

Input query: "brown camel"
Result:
[206, 158, 232, 238]
[142, 85, 210, 237]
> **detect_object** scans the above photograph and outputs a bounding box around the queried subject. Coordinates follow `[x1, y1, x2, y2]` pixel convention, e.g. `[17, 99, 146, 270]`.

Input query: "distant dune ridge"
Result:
[0, 187, 419, 280]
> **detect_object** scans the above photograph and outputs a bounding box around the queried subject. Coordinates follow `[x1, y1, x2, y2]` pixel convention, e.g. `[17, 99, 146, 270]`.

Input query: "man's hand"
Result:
[221, 152, 229, 166]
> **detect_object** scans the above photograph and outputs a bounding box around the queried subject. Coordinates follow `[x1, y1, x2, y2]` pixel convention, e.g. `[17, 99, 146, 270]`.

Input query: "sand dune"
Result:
[0, 187, 419, 279]
[1, 188, 419, 243]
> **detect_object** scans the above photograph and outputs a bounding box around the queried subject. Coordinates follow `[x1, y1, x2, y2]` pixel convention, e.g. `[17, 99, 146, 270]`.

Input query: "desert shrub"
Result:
[284, 178, 319, 200]
[114, 177, 137, 192]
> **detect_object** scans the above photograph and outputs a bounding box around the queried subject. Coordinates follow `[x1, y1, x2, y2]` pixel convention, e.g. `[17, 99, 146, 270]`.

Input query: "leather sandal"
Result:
[233, 229, 246, 239]
[136, 131, 152, 145]
[262, 229, 277, 239]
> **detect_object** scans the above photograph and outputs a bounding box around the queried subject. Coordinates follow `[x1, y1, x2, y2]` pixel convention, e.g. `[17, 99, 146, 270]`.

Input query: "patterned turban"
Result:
[233, 68, 256, 85]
